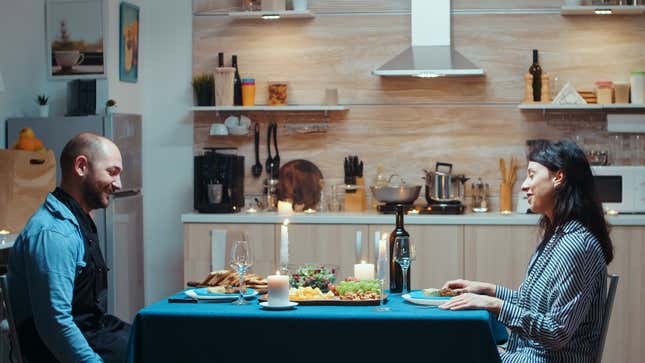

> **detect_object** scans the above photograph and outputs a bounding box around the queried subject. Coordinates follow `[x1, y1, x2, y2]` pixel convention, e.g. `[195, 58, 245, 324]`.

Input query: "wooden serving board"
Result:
[259, 294, 388, 306]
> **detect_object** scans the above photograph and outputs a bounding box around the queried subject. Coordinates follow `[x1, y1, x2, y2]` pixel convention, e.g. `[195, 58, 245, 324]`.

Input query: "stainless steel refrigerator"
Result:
[5, 114, 144, 323]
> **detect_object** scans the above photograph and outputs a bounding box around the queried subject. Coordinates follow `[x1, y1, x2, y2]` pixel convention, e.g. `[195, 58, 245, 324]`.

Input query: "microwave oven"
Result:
[591, 166, 645, 214]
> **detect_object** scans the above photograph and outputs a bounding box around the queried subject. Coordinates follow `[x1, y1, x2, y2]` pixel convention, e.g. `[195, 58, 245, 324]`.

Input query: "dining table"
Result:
[127, 290, 508, 363]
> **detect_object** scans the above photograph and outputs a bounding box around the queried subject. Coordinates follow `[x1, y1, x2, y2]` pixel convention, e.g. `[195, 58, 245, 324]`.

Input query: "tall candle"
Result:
[278, 200, 293, 216]
[354, 260, 375, 280]
[267, 271, 290, 306]
[280, 219, 289, 267]
[376, 234, 388, 280]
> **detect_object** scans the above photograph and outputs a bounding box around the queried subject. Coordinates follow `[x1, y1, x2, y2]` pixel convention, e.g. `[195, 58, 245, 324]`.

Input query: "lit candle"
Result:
[278, 200, 293, 215]
[378, 234, 388, 261]
[354, 260, 375, 280]
[267, 271, 290, 306]
[304, 208, 316, 214]
[280, 219, 289, 267]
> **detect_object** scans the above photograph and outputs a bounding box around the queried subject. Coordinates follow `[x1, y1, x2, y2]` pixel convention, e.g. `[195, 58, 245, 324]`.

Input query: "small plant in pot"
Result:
[192, 73, 214, 106]
[106, 99, 117, 114]
[35, 94, 49, 117]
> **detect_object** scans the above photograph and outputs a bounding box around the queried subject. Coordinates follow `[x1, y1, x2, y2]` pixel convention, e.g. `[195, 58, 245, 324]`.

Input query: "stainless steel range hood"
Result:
[372, 0, 484, 77]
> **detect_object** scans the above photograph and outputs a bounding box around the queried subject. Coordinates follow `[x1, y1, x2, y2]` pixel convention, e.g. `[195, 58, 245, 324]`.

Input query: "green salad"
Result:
[289, 264, 336, 291]
[335, 279, 381, 296]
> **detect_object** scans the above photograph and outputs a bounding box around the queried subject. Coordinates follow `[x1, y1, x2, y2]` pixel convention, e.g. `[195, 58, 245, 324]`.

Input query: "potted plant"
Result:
[35, 94, 49, 117]
[106, 99, 117, 114]
[192, 73, 214, 106]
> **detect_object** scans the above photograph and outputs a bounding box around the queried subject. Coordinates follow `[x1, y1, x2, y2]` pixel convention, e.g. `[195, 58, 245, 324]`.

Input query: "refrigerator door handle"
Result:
[111, 189, 141, 198]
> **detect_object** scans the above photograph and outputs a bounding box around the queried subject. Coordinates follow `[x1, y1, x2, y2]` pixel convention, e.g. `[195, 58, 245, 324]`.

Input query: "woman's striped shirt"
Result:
[496, 220, 607, 363]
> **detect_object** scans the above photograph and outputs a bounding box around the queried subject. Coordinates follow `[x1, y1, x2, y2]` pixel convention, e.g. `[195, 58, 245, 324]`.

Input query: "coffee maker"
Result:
[194, 148, 244, 213]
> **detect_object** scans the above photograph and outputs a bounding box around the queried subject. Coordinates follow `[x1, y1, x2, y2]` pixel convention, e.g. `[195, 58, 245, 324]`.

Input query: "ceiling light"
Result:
[415, 72, 441, 78]
[262, 14, 280, 19]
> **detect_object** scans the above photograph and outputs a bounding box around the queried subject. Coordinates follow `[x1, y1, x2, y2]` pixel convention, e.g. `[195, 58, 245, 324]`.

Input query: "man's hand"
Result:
[438, 293, 503, 315]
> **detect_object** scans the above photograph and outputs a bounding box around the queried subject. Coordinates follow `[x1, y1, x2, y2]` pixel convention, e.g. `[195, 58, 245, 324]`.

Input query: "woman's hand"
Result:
[438, 293, 503, 315]
[441, 279, 496, 297]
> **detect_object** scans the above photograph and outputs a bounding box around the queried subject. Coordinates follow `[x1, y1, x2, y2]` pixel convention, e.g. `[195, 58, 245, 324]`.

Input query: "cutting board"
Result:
[277, 160, 323, 210]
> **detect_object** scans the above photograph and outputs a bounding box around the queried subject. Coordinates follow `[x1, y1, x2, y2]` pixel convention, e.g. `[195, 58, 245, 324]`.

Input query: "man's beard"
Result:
[81, 178, 109, 210]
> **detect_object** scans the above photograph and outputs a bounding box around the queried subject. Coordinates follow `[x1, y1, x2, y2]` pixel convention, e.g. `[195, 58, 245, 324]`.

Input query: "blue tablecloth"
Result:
[127, 290, 507, 363]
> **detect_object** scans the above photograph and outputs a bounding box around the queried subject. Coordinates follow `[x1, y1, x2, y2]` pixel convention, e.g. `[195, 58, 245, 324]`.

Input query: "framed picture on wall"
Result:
[119, 2, 139, 83]
[45, 0, 105, 80]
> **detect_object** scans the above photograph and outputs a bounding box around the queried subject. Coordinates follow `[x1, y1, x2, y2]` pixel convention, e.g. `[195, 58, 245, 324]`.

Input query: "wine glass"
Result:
[374, 250, 390, 312]
[230, 239, 253, 305]
[393, 236, 415, 294]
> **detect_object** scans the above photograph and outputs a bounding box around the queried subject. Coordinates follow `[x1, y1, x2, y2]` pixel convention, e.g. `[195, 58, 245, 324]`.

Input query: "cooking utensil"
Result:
[370, 185, 421, 204]
[265, 122, 274, 174]
[423, 162, 458, 202]
[252, 123, 262, 177]
[277, 160, 324, 210]
[272, 121, 280, 177]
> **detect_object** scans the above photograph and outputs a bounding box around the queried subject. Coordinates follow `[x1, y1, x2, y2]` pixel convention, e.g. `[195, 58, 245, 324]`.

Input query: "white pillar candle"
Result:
[354, 260, 375, 280]
[280, 219, 289, 267]
[267, 271, 290, 306]
[278, 200, 293, 216]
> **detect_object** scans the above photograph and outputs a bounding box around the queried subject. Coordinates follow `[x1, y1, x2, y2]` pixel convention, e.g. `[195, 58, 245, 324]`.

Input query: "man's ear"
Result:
[553, 170, 565, 189]
[74, 155, 89, 177]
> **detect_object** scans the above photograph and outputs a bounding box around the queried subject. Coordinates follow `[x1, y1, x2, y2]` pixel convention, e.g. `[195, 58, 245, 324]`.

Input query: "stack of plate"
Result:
[578, 90, 597, 104]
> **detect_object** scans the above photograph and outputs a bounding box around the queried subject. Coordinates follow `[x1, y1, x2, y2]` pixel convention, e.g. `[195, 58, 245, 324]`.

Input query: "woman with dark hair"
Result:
[440, 140, 613, 362]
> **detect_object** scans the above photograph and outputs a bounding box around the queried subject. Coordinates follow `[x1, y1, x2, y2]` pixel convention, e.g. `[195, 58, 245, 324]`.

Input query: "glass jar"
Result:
[268, 81, 288, 105]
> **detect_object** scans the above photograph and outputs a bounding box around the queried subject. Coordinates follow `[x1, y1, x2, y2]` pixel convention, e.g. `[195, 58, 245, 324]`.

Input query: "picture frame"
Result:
[45, 0, 105, 80]
[119, 2, 139, 83]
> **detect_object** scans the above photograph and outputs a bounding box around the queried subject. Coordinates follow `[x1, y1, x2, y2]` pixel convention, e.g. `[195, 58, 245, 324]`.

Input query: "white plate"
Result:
[402, 293, 451, 306]
[259, 301, 298, 310]
[185, 288, 258, 301]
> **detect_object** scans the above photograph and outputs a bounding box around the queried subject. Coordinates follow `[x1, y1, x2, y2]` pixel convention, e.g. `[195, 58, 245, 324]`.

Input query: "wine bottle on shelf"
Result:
[232, 55, 243, 106]
[218, 52, 224, 67]
[389, 204, 410, 293]
[529, 49, 542, 102]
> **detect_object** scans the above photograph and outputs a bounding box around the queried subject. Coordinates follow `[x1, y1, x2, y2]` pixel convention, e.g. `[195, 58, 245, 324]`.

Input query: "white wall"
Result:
[0, 0, 193, 304]
[141, 0, 192, 303]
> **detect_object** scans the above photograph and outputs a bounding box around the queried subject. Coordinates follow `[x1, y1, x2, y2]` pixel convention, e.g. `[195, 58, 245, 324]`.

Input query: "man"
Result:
[8, 133, 130, 362]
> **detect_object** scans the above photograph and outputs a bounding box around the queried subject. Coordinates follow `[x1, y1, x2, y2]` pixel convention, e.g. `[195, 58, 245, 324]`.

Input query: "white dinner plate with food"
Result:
[402, 290, 452, 306]
[259, 301, 298, 310]
[185, 287, 258, 301]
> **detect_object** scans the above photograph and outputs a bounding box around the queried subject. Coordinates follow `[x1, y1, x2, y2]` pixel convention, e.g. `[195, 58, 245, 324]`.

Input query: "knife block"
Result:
[344, 177, 366, 212]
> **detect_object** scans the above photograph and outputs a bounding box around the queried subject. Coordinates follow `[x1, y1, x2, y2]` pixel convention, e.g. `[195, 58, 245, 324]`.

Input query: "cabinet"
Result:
[602, 226, 645, 363]
[276, 224, 369, 280]
[464, 225, 539, 289]
[369, 224, 464, 290]
[183, 223, 275, 282]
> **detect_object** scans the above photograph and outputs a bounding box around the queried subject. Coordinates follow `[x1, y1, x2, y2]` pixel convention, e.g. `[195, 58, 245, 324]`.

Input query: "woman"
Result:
[440, 140, 613, 362]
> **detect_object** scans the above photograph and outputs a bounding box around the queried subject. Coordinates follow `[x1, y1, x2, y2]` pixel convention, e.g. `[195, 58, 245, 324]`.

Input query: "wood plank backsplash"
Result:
[192, 0, 645, 210]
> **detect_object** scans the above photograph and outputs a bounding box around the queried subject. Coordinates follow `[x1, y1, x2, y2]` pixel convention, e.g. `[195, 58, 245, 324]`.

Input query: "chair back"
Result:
[0, 274, 24, 363]
[596, 273, 619, 363]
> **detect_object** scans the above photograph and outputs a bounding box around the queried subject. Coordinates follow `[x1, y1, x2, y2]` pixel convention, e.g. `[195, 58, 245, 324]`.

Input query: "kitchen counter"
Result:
[181, 211, 645, 226]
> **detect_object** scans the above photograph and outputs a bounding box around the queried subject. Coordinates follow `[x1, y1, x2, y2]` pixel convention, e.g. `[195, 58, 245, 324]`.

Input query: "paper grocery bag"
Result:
[0, 149, 56, 234]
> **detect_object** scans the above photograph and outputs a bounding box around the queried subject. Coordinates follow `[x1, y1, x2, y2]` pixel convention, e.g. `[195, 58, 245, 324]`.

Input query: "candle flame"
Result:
[381, 233, 388, 240]
[361, 260, 366, 264]
[283, 219, 290, 226]
[276, 270, 281, 275]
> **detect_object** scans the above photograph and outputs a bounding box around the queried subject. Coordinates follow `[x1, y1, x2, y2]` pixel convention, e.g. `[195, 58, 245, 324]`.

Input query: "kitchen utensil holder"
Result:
[499, 182, 513, 213]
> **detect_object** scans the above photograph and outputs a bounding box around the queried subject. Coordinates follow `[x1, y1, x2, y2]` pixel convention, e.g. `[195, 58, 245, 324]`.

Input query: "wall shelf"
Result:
[518, 103, 645, 110]
[561, 5, 645, 15]
[227, 10, 314, 19]
[191, 105, 348, 112]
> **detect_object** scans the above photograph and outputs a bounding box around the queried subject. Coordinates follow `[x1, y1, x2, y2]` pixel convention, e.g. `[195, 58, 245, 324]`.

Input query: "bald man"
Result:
[8, 133, 131, 363]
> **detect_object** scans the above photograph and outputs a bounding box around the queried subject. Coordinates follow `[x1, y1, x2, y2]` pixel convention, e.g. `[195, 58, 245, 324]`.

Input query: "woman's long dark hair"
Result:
[528, 140, 613, 264]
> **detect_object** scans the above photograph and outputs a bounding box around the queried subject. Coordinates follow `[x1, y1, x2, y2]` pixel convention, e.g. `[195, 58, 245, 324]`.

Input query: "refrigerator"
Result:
[5, 114, 144, 323]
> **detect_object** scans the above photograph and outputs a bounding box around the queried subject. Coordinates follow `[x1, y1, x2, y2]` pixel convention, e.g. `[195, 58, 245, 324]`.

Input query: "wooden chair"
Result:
[596, 273, 619, 363]
[0, 274, 24, 363]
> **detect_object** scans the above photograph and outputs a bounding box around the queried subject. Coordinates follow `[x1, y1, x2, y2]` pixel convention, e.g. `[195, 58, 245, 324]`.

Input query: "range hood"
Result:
[372, 0, 484, 77]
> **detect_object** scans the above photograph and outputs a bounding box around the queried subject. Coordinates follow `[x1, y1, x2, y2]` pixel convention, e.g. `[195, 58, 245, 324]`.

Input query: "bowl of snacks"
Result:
[288, 264, 338, 292]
